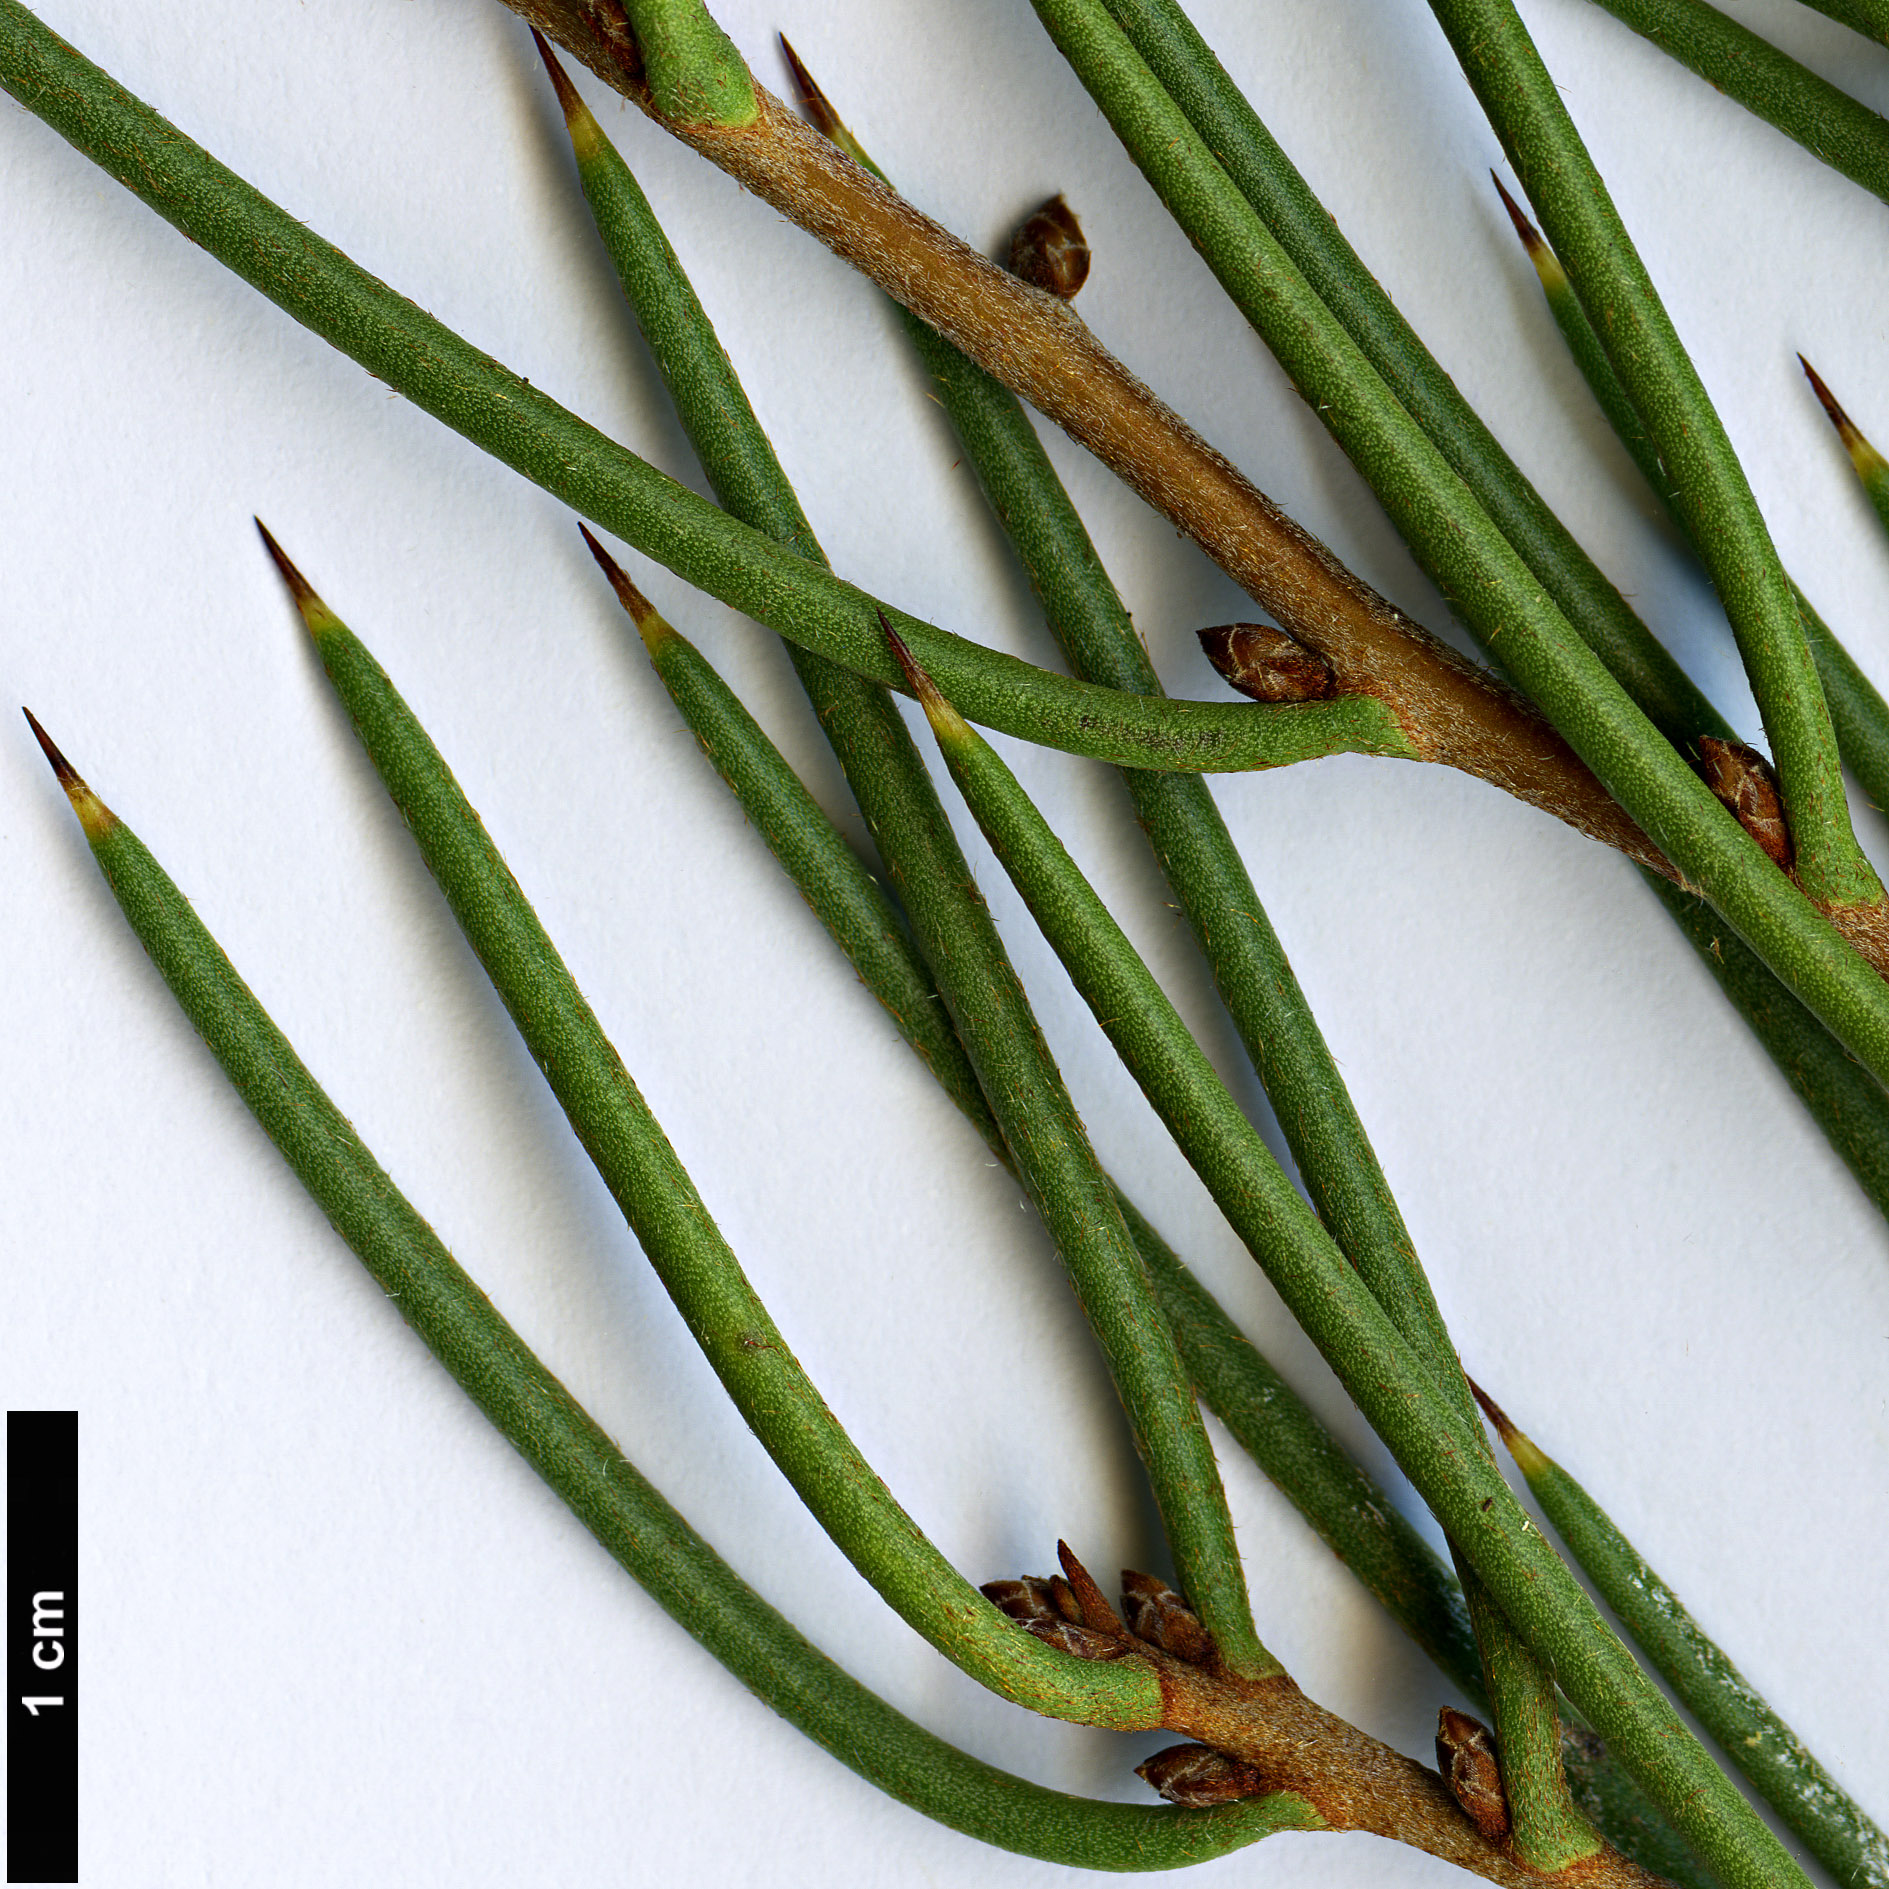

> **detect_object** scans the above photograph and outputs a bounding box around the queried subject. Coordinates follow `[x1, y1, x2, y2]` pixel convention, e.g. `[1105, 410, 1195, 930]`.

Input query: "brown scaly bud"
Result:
[1120, 1569, 1215, 1667]
[1136, 1743, 1267, 1808]
[1696, 736, 1792, 871]
[980, 1576, 1131, 1659]
[1436, 1708, 1511, 1844]
[1008, 195, 1090, 301]
[980, 1577, 1063, 1627]
[1198, 623, 1338, 705]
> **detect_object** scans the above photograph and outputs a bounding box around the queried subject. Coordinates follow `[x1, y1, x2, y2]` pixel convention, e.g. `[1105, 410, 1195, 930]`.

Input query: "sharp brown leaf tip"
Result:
[578, 525, 656, 626]
[1800, 354, 1839, 412]
[531, 28, 585, 121]
[1489, 172, 1542, 252]
[880, 612, 957, 725]
[23, 707, 79, 791]
[777, 34, 841, 138]
[1466, 1376, 1516, 1440]
[253, 518, 323, 617]
[878, 610, 929, 694]
[1799, 356, 1863, 442]
[576, 521, 614, 571]
[23, 707, 113, 831]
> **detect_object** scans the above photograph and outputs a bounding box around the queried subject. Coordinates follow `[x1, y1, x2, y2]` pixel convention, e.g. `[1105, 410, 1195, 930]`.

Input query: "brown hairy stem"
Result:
[500, 0, 1666, 875]
[1160, 1667, 1665, 1886]
[983, 1550, 1669, 1886]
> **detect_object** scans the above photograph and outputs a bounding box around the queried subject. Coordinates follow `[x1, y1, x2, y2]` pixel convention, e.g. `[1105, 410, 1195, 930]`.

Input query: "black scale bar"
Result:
[8, 1413, 77, 1885]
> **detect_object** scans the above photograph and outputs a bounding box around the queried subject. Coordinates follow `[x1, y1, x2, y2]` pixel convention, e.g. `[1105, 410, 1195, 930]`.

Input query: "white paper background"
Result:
[3, 0, 1887, 1883]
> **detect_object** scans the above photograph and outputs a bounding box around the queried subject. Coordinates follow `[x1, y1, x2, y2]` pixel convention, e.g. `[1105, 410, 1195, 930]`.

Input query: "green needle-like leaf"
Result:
[890, 632, 1816, 1889]
[538, 38, 1270, 1677]
[1474, 1383, 1889, 1889]
[535, 34, 821, 564]
[1427, 0, 1880, 912]
[1119, 1220, 1473, 1705]
[1582, 0, 1889, 206]
[256, 529, 1166, 1731]
[599, 532, 1459, 1650]
[23, 710, 1319, 1868]
[782, 46, 1449, 1376]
